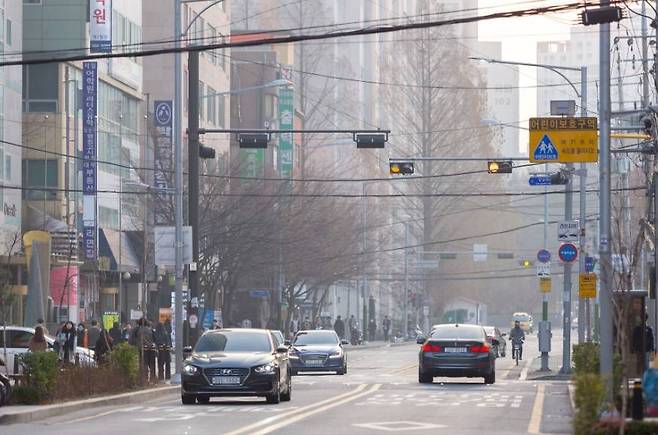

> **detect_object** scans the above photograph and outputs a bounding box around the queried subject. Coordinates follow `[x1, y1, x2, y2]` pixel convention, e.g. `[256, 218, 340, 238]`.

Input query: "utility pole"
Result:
[173, 0, 184, 383]
[578, 67, 588, 344]
[599, 9, 614, 402]
[362, 182, 368, 339]
[541, 163, 549, 371]
[560, 165, 574, 375]
[404, 222, 409, 339]
[188, 50, 200, 346]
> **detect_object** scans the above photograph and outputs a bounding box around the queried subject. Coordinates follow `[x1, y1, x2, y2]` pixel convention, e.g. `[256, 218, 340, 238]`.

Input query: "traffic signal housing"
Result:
[355, 133, 387, 148]
[520, 259, 533, 268]
[239, 133, 269, 149]
[487, 160, 513, 174]
[390, 161, 414, 175]
[199, 144, 216, 159]
[550, 171, 569, 185]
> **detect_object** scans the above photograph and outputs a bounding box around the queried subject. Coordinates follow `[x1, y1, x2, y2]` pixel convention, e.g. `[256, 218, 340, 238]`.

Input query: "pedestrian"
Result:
[154, 321, 172, 380]
[135, 318, 156, 382]
[58, 321, 77, 365]
[333, 315, 345, 339]
[95, 329, 113, 364]
[382, 315, 391, 342]
[76, 322, 88, 349]
[88, 319, 101, 351]
[368, 318, 377, 342]
[121, 322, 133, 344]
[212, 319, 221, 330]
[35, 318, 49, 336]
[302, 316, 311, 330]
[109, 321, 122, 345]
[28, 326, 48, 352]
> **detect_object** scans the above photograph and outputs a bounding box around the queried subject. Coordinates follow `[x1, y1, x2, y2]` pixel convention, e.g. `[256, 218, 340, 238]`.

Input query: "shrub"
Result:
[109, 343, 140, 387]
[573, 373, 606, 435]
[573, 342, 600, 375]
[15, 351, 60, 403]
[10, 385, 41, 405]
[592, 421, 658, 435]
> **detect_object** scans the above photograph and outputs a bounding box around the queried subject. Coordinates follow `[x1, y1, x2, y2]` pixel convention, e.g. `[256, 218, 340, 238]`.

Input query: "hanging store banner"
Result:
[89, 0, 112, 53]
[153, 100, 173, 224]
[82, 62, 98, 260]
[278, 87, 294, 179]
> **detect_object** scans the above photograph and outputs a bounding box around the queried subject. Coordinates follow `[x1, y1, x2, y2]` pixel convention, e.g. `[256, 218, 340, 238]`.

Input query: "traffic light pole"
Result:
[404, 223, 409, 339]
[541, 166, 550, 371]
[187, 50, 200, 346]
[560, 166, 574, 375]
[578, 67, 588, 344]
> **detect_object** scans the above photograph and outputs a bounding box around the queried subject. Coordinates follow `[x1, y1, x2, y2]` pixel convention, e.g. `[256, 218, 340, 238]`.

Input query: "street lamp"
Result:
[470, 56, 588, 374]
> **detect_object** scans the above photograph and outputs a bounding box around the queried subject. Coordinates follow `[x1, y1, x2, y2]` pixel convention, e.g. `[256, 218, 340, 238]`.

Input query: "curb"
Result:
[345, 342, 413, 352]
[0, 384, 178, 425]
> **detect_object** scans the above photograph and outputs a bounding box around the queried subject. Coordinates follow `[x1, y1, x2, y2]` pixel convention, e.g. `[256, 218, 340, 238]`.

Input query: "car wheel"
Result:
[181, 394, 196, 405]
[484, 371, 496, 385]
[266, 381, 281, 404]
[196, 396, 210, 404]
[418, 370, 433, 384]
[281, 375, 292, 402]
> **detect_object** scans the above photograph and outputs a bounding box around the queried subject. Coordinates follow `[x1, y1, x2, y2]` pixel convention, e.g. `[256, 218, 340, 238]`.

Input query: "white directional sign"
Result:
[558, 220, 579, 242]
[536, 263, 551, 278]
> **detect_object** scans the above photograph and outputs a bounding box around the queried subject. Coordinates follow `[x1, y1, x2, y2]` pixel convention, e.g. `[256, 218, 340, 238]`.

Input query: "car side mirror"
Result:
[284, 340, 291, 346]
[276, 346, 288, 353]
[341, 339, 349, 345]
[416, 337, 426, 344]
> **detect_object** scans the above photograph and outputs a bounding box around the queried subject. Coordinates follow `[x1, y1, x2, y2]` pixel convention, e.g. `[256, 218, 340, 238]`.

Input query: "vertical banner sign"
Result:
[278, 87, 294, 179]
[82, 62, 98, 260]
[89, 0, 112, 53]
[153, 101, 173, 225]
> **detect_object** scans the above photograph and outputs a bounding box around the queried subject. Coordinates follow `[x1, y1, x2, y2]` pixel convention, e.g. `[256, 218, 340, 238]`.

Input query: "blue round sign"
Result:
[537, 249, 551, 263]
[558, 243, 578, 263]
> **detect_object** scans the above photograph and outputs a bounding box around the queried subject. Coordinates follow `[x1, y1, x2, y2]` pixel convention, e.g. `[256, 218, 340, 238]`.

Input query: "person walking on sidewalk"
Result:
[88, 320, 101, 352]
[28, 326, 48, 352]
[382, 316, 391, 342]
[109, 322, 122, 345]
[135, 318, 156, 382]
[76, 323, 88, 349]
[154, 321, 172, 380]
[368, 318, 377, 342]
[94, 329, 113, 364]
[333, 315, 345, 339]
[58, 321, 77, 365]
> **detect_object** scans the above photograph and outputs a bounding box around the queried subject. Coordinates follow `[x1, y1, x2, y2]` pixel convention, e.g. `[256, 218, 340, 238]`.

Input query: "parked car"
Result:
[483, 326, 506, 358]
[181, 329, 291, 404]
[0, 326, 95, 374]
[289, 330, 348, 375]
[418, 323, 497, 385]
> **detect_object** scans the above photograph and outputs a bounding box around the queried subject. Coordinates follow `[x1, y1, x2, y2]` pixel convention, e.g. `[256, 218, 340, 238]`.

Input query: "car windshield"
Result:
[195, 331, 272, 353]
[513, 314, 530, 322]
[483, 327, 495, 335]
[430, 326, 485, 340]
[294, 332, 339, 345]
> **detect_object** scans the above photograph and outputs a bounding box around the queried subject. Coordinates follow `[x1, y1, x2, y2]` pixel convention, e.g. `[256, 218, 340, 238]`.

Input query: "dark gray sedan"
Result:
[289, 330, 348, 375]
[418, 324, 497, 384]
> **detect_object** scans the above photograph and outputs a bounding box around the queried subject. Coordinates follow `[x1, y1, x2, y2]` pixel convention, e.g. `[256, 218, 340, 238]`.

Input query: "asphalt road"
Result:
[2, 334, 572, 435]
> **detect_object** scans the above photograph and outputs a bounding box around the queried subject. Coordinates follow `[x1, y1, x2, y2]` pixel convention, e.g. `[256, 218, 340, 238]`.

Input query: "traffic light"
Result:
[549, 171, 569, 185]
[239, 133, 269, 149]
[389, 161, 414, 175]
[199, 144, 216, 159]
[355, 133, 387, 149]
[581, 6, 623, 25]
[487, 160, 513, 174]
[519, 259, 533, 268]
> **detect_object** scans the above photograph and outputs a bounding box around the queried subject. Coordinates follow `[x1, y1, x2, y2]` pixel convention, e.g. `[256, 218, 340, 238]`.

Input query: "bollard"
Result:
[632, 380, 644, 421]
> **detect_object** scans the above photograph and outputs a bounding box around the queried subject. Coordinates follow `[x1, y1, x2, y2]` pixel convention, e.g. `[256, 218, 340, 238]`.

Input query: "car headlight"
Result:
[254, 363, 276, 374]
[183, 364, 199, 376]
[329, 350, 343, 358]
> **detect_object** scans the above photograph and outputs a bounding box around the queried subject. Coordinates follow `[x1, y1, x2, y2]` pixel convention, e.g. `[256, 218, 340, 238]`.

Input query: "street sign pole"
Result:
[578, 66, 588, 344]
[541, 177, 550, 371]
[560, 171, 574, 375]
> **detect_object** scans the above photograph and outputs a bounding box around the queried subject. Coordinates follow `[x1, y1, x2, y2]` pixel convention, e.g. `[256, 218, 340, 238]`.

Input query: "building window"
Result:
[6, 19, 10, 46]
[198, 81, 205, 120]
[5, 154, 10, 181]
[23, 64, 58, 112]
[99, 206, 119, 229]
[22, 160, 58, 200]
[207, 86, 216, 124]
[218, 96, 225, 127]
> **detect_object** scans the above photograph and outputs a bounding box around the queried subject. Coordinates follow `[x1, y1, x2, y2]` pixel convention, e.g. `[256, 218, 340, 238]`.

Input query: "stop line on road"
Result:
[355, 391, 525, 409]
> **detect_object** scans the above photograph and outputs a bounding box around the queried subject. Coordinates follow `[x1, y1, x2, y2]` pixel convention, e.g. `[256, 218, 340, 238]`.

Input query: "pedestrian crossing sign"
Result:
[529, 117, 598, 163]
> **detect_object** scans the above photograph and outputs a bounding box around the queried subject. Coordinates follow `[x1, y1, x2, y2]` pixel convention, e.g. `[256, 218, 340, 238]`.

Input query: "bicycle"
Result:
[511, 340, 523, 366]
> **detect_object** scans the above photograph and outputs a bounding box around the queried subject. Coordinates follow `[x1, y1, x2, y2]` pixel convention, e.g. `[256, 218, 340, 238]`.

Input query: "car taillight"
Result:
[470, 344, 490, 353]
[422, 344, 442, 353]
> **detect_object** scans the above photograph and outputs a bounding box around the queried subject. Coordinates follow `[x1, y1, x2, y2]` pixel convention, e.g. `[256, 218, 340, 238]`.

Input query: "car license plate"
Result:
[444, 347, 467, 353]
[305, 359, 323, 366]
[212, 376, 241, 385]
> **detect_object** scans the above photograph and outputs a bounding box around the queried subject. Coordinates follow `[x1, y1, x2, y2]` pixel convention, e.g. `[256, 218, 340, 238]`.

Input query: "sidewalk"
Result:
[0, 384, 178, 425]
[343, 340, 413, 351]
[526, 354, 571, 381]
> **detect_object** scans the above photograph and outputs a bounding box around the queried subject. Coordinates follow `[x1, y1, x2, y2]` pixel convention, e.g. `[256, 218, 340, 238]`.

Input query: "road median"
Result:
[0, 384, 178, 425]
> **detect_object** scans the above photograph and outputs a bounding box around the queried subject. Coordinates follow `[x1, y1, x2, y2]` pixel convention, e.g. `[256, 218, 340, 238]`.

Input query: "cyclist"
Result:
[509, 320, 526, 360]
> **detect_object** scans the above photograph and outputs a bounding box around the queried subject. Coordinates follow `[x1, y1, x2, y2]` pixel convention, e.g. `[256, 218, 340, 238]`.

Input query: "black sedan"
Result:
[289, 330, 348, 375]
[181, 329, 291, 404]
[418, 324, 497, 384]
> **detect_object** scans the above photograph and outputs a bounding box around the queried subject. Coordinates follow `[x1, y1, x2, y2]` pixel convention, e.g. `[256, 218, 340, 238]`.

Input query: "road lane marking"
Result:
[527, 384, 546, 434]
[387, 364, 416, 375]
[225, 383, 369, 435]
[251, 384, 383, 435]
[519, 356, 534, 380]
